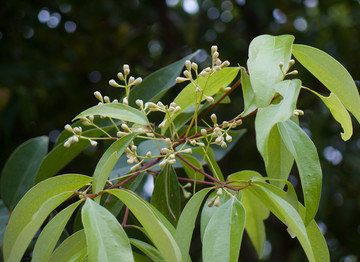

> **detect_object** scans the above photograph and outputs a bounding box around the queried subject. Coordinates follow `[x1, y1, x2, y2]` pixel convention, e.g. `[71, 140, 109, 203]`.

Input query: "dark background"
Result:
[1, 0, 360, 261]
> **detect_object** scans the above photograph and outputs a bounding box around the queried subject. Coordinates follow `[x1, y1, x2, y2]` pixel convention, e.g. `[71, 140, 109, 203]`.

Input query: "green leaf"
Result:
[249, 183, 315, 261]
[0, 200, 9, 246]
[36, 126, 113, 183]
[178, 154, 204, 181]
[3, 174, 92, 262]
[32, 200, 84, 262]
[247, 34, 295, 107]
[164, 67, 239, 132]
[73, 103, 148, 125]
[128, 50, 201, 106]
[82, 199, 134, 262]
[292, 44, 360, 126]
[130, 239, 165, 262]
[1, 136, 48, 210]
[227, 171, 269, 259]
[175, 188, 212, 261]
[202, 196, 246, 262]
[92, 133, 138, 195]
[278, 120, 322, 225]
[304, 88, 353, 141]
[107, 189, 183, 262]
[151, 164, 181, 225]
[240, 68, 257, 116]
[49, 230, 88, 262]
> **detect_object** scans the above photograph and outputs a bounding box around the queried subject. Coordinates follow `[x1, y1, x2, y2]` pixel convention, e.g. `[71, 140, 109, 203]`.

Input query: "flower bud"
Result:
[65, 124, 73, 132]
[128, 76, 135, 85]
[191, 62, 198, 71]
[168, 159, 176, 165]
[90, 140, 98, 147]
[183, 148, 192, 154]
[220, 60, 230, 68]
[165, 138, 172, 147]
[176, 77, 188, 83]
[214, 196, 221, 207]
[185, 60, 191, 71]
[117, 131, 126, 137]
[183, 70, 192, 79]
[201, 129, 207, 137]
[72, 136, 79, 143]
[94, 91, 103, 102]
[123, 64, 130, 75]
[109, 79, 121, 87]
[211, 113, 217, 124]
[211, 45, 218, 55]
[133, 77, 142, 85]
[220, 141, 227, 148]
[206, 96, 214, 103]
[64, 139, 72, 148]
[226, 134, 232, 143]
[104, 96, 110, 103]
[159, 159, 167, 168]
[112, 99, 119, 103]
[123, 97, 128, 105]
[136, 99, 144, 108]
[117, 72, 124, 81]
[146, 151, 152, 158]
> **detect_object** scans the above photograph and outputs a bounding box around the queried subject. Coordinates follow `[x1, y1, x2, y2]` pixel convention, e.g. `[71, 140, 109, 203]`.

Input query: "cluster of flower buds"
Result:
[94, 91, 119, 105]
[208, 188, 223, 207]
[211, 45, 230, 72]
[109, 64, 143, 89]
[125, 143, 139, 166]
[181, 183, 192, 199]
[63, 124, 97, 148]
[80, 115, 94, 126]
[293, 109, 304, 117]
[279, 59, 298, 77]
[144, 101, 181, 129]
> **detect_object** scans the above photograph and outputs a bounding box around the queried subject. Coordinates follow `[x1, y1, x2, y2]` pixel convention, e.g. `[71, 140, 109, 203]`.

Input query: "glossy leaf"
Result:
[49, 230, 88, 262]
[130, 238, 165, 262]
[107, 189, 183, 262]
[247, 34, 295, 107]
[32, 200, 84, 262]
[128, 50, 201, 106]
[202, 196, 246, 262]
[36, 126, 113, 183]
[165, 67, 239, 131]
[74, 103, 148, 125]
[249, 184, 315, 261]
[1, 136, 48, 210]
[82, 199, 134, 262]
[3, 174, 92, 262]
[304, 88, 353, 141]
[240, 67, 257, 116]
[0, 200, 9, 246]
[151, 164, 181, 225]
[175, 188, 212, 260]
[278, 120, 322, 225]
[227, 171, 269, 258]
[92, 133, 138, 194]
[292, 44, 360, 125]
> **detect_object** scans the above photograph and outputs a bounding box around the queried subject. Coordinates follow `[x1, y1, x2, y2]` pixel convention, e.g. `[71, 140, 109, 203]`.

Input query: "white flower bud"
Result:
[220, 141, 227, 148]
[185, 60, 191, 71]
[183, 191, 192, 199]
[190, 140, 197, 146]
[170, 102, 176, 108]
[213, 51, 219, 60]
[157, 101, 165, 108]
[165, 138, 172, 147]
[72, 136, 79, 143]
[215, 58, 222, 66]
[176, 77, 188, 83]
[183, 70, 192, 79]
[191, 62, 198, 71]
[211, 45, 218, 55]
[214, 196, 221, 207]
[104, 96, 110, 103]
[117, 72, 125, 81]
[222, 121, 229, 128]
[64, 139, 72, 148]
[109, 79, 121, 87]
[183, 148, 192, 154]
[133, 77, 142, 85]
[128, 76, 135, 85]
[168, 159, 176, 165]
[161, 148, 169, 154]
[211, 113, 217, 124]
[89, 115, 94, 122]
[289, 59, 295, 66]
[174, 106, 181, 113]
[121, 123, 130, 131]
[90, 140, 98, 147]
[145, 102, 157, 109]
[136, 99, 144, 108]
[226, 134, 232, 143]
[199, 67, 211, 77]
[235, 119, 243, 126]
[117, 131, 126, 137]
[159, 159, 167, 168]
[123, 64, 130, 75]
[217, 188, 223, 196]
[195, 87, 202, 93]
[146, 151, 152, 158]
[221, 87, 231, 92]
[131, 145, 137, 152]
[112, 99, 119, 103]
[213, 66, 221, 72]
[220, 60, 230, 68]
[206, 96, 214, 103]
[94, 91, 103, 102]
[201, 129, 207, 137]
[158, 120, 166, 129]
[123, 97, 128, 105]
[127, 158, 134, 165]
[215, 136, 223, 144]
[65, 124, 73, 132]
[198, 142, 205, 147]
[130, 163, 140, 172]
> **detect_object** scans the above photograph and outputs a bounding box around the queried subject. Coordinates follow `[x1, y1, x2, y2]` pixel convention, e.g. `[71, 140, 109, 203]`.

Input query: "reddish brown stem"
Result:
[178, 177, 216, 186]
[122, 207, 129, 227]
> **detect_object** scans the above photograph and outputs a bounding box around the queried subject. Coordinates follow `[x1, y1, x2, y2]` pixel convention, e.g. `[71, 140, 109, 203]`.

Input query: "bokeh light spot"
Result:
[182, 0, 199, 15]
[273, 8, 287, 24]
[47, 12, 61, 29]
[294, 17, 308, 31]
[64, 21, 77, 33]
[88, 71, 101, 83]
[207, 7, 220, 20]
[38, 9, 50, 23]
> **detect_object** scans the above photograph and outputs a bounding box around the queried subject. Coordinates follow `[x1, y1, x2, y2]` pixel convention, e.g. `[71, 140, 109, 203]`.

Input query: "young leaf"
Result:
[202, 196, 246, 262]
[92, 132, 138, 194]
[227, 171, 269, 258]
[240, 67, 257, 116]
[1, 136, 48, 211]
[107, 189, 183, 262]
[277, 120, 322, 225]
[292, 44, 360, 126]
[128, 50, 201, 106]
[130, 238, 165, 262]
[3, 174, 92, 262]
[303, 88, 353, 141]
[81, 199, 134, 262]
[49, 230, 88, 262]
[175, 188, 212, 260]
[247, 34, 295, 107]
[35, 126, 113, 183]
[249, 184, 315, 261]
[151, 164, 181, 225]
[73, 103, 148, 125]
[32, 200, 84, 262]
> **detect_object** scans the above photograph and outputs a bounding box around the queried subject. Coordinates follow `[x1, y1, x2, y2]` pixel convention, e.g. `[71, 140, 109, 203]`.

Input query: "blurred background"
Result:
[1, 0, 360, 261]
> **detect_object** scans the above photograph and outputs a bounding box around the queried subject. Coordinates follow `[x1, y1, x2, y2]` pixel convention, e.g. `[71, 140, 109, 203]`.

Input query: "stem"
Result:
[122, 207, 129, 227]
[178, 177, 215, 186]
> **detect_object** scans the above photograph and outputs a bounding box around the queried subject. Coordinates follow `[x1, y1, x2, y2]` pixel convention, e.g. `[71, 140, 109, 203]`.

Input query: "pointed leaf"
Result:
[1, 136, 48, 210]
[247, 34, 295, 107]
[227, 171, 269, 258]
[49, 230, 87, 262]
[93, 133, 138, 194]
[128, 50, 201, 106]
[36, 126, 113, 183]
[151, 165, 181, 225]
[292, 44, 360, 125]
[107, 189, 183, 262]
[278, 120, 322, 225]
[175, 188, 212, 260]
[82, 199, 133, 262]
[240, 68, 257, 116]
[74, 103, 148, 125]
[32, 200, 84, 262]
[202, 197, 246, 262]
[304, 88, 352, 141]
[130, 239, 165, 262]
[3, 174, 92, 262]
